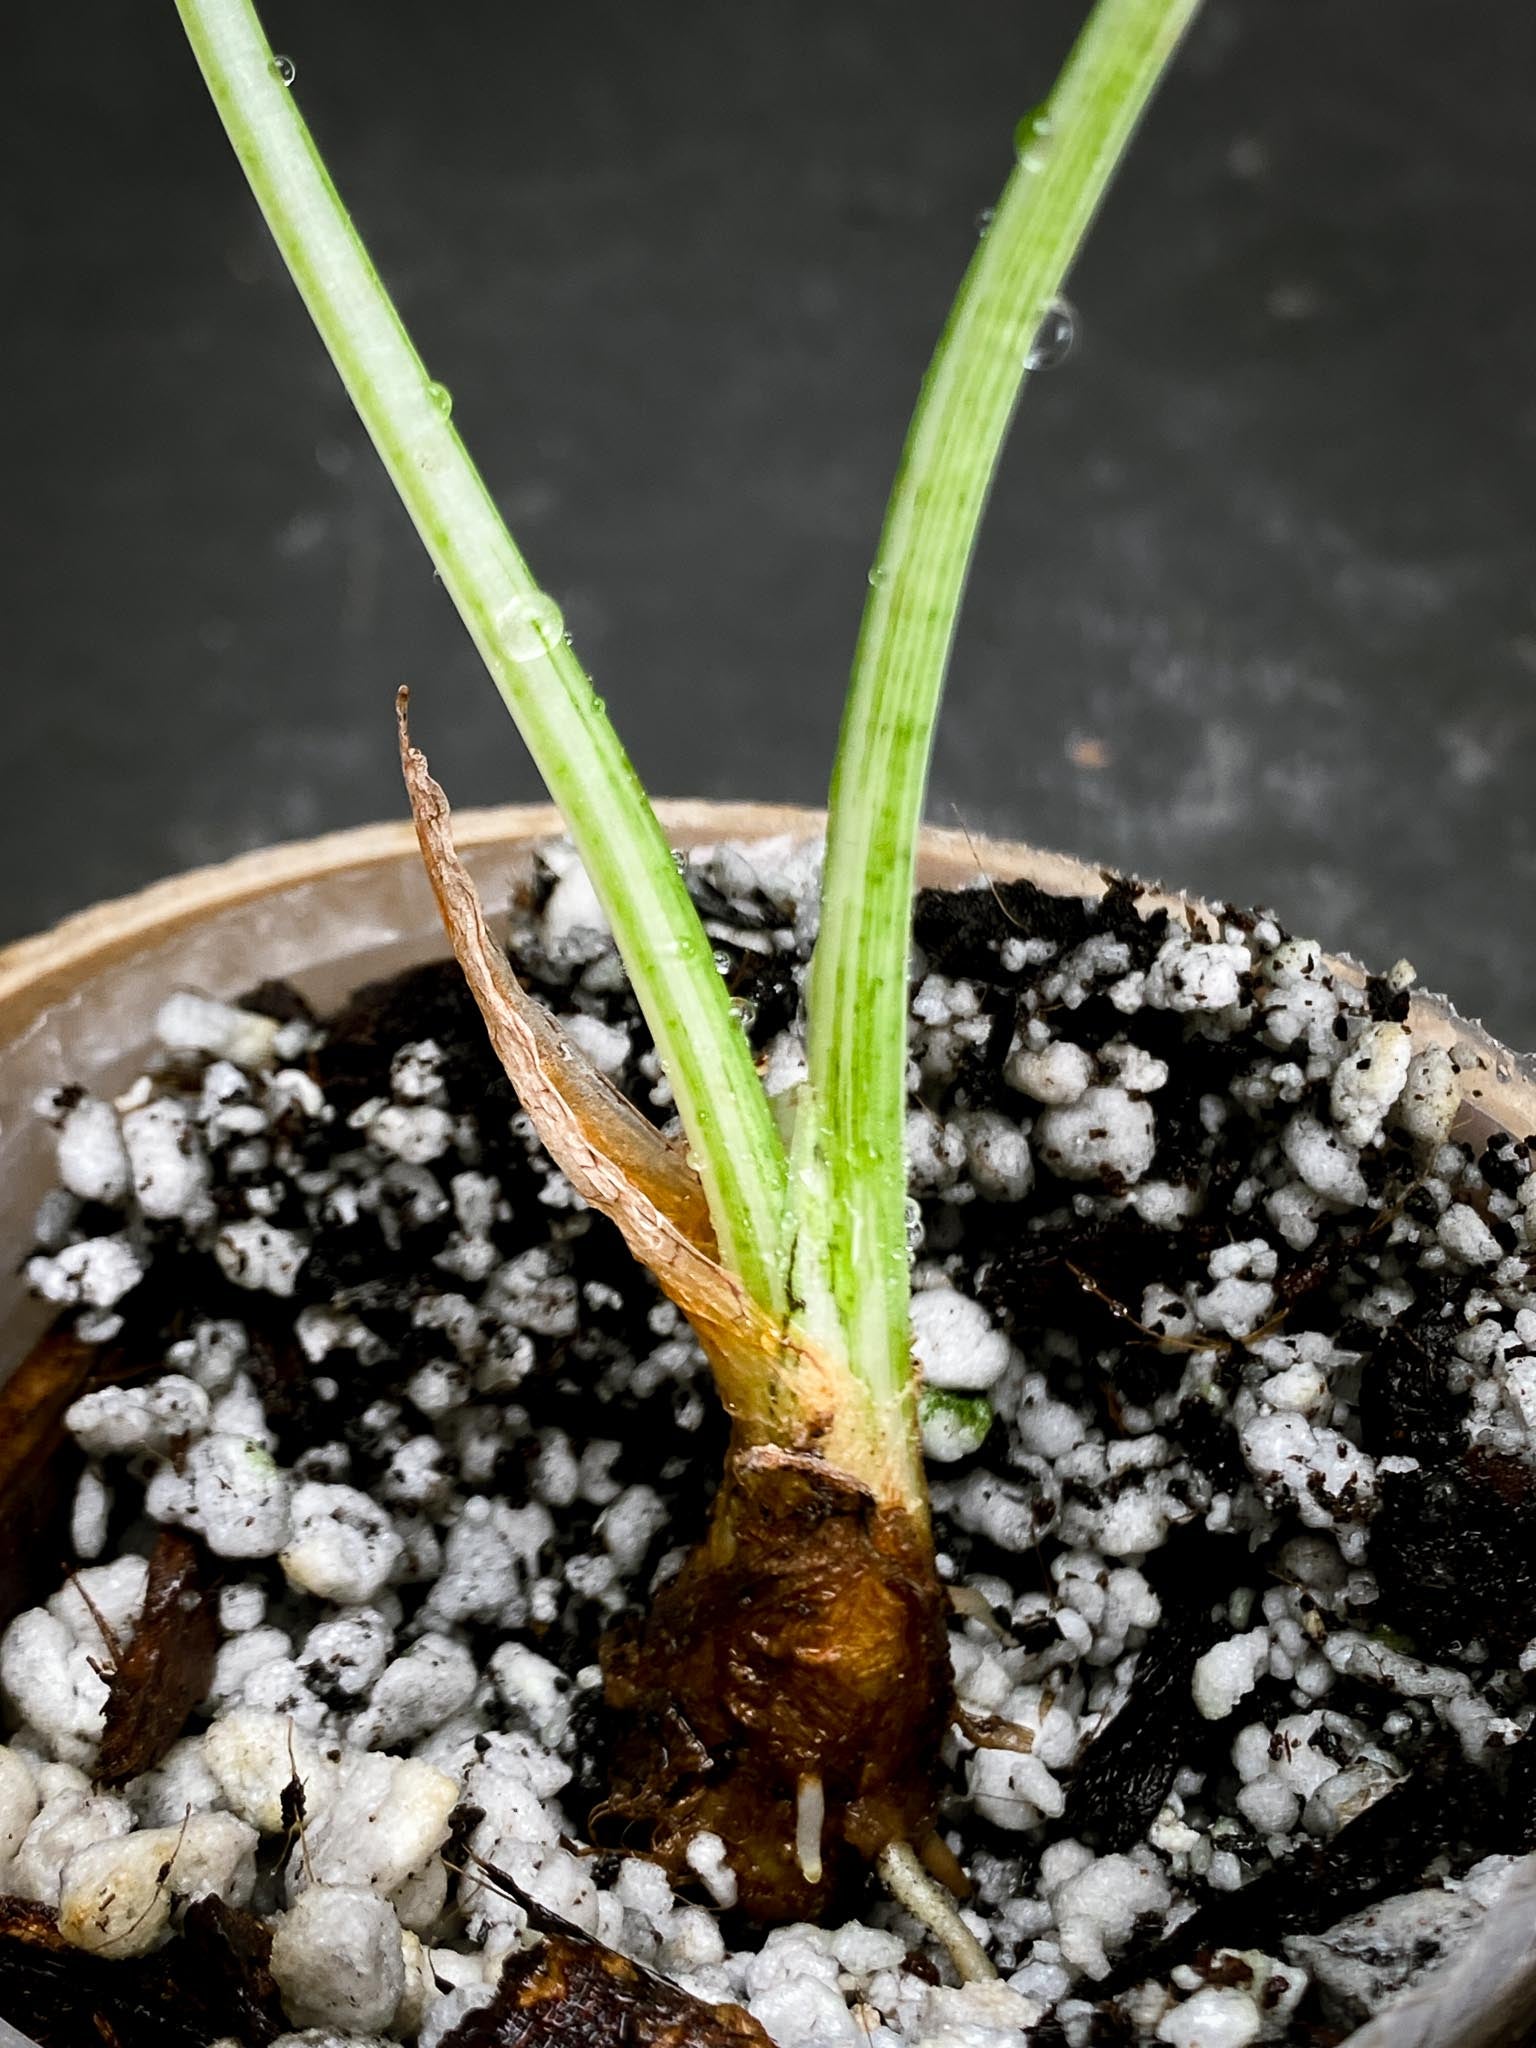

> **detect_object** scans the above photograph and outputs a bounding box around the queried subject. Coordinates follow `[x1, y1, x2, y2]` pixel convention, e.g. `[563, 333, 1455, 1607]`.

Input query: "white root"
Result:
[877, 1839, 997, 1984]
[795, 1773, 825, 1887]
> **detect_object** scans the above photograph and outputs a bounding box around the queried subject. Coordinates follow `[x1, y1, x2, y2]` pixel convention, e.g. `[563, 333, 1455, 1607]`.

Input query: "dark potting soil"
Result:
[6, 835, 1536, 2047]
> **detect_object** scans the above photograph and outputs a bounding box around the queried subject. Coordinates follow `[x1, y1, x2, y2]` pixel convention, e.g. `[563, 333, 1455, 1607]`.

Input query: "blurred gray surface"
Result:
[6, 1, 1535, 1043]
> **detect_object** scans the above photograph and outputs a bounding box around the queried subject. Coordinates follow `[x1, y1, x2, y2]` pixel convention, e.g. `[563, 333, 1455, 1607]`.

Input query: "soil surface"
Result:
[5, 837, 1536, 2048]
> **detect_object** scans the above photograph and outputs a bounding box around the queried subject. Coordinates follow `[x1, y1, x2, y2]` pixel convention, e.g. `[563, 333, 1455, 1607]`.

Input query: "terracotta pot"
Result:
[1, 803, 1534, 2047]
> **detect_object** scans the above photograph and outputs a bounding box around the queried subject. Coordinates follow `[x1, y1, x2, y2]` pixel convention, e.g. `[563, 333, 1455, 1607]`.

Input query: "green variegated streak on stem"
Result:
[804, 0, 1202, 1503]
[173, 0, 789, 1312]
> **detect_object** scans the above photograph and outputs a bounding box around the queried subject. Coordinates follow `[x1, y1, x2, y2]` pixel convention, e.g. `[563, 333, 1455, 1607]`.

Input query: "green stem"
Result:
[173, 0, 789, 1309]
[804, 0, 1201, 1448]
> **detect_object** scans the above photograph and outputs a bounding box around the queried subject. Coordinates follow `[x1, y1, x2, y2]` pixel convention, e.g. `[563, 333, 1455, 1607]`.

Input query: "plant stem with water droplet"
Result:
[804, 0, 1203, 1502]
[171, 0, 789, 1315]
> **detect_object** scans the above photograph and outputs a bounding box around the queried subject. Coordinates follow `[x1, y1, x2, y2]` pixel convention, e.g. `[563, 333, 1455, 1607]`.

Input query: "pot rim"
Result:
[3, 802, 1532, 1131]
[0, 803, 1128, 1038]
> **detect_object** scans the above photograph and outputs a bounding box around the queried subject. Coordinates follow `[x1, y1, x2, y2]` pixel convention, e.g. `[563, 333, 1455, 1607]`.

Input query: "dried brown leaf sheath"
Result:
[398, 691, 845, 1455]
[96, 1530, 219, 1787]
[398, 691, 713, 1246]
[600, 1448, 952, 1922]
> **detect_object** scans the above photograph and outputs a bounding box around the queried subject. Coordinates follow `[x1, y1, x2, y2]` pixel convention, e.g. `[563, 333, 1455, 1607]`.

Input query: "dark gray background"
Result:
[8, 3, 1535, 1041]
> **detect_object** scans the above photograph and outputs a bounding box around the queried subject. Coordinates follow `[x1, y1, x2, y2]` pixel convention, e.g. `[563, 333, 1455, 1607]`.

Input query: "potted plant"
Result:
[1, 0, 1534, 2042]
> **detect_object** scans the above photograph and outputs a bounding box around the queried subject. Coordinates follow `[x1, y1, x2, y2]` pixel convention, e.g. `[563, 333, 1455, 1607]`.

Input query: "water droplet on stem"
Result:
[270, 54, 297, 86]
[1026, 297, 1076, 372]
[425, 381, 453, 418]
[492, 590, 566, 660]
[1014, 105, 1053, 173]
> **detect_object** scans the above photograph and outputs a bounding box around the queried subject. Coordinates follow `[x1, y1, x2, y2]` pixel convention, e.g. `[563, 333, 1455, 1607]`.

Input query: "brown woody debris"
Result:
[177, 1895, 286, 2046]
[0, 1330, 98, 1629]
[0, 1896, 69, 1952]
[96, 1530, 219, 1787]
[0, 1893, 282, 2048]
[441, 1863, 770, 2048]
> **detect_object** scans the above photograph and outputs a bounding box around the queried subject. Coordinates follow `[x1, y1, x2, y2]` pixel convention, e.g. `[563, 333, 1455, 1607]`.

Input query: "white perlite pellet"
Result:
[121, 1097, 210, 1219]
[1144, 937, 1248, 1014]
[1396, 1044, 1460, 1147]
[350, 1635, 477, 1750]
[968, 1746, 1067, 1830]
[57, 1813, 257, 1956]
[55, 1097, 132, 1204]
[1329, 1021, 1411, 1146]
[280, 1485, 404, 1603]
[1034, 1087, 1156, 1185]
[69, 1467, 111, 1560]
[26, 1236, 144, 1312]
[920, 1390, 993, 1463]
[1047, 1848, 1172, 1980]
[1156, 1986, 1262, 2048]
[0, 1749, 39, 1866]
[1438, 1202, 1502, 1266]
[562, 1011, 632, 1078]
[911, 1288, 1013, 1393]
[488, 1642, 571, 1750]
[1279, 1113, 1367, 1209]
[0, 1558, 151, 1770]
[750, 1977, 862, 2045]
[0, 1610, 112, 1771]
[390, 1041, 447, 1104]
[270, 1885, 406, 2033]
[1007, 1039, 1093, 1105]
[298, 1752, 459, 1899]
[65, 1375, 211, 1459]
[215, 1218, 309, 1295]
[956, 1109, 1034, 1202]
[1240, 1412, 1377, 1557]
[156, 992, 282, 1069]
[539, 843, 610, 956]
[684, 1831, 739, 1911]
[1192, 1629, 1270, 1721]
[364, 1104, 457, 1166]
[146, 1435, 294, 1558]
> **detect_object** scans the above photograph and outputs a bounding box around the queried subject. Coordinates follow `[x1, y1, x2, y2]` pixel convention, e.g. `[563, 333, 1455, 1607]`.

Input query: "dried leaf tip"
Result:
[396, 687, 714, 1248]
